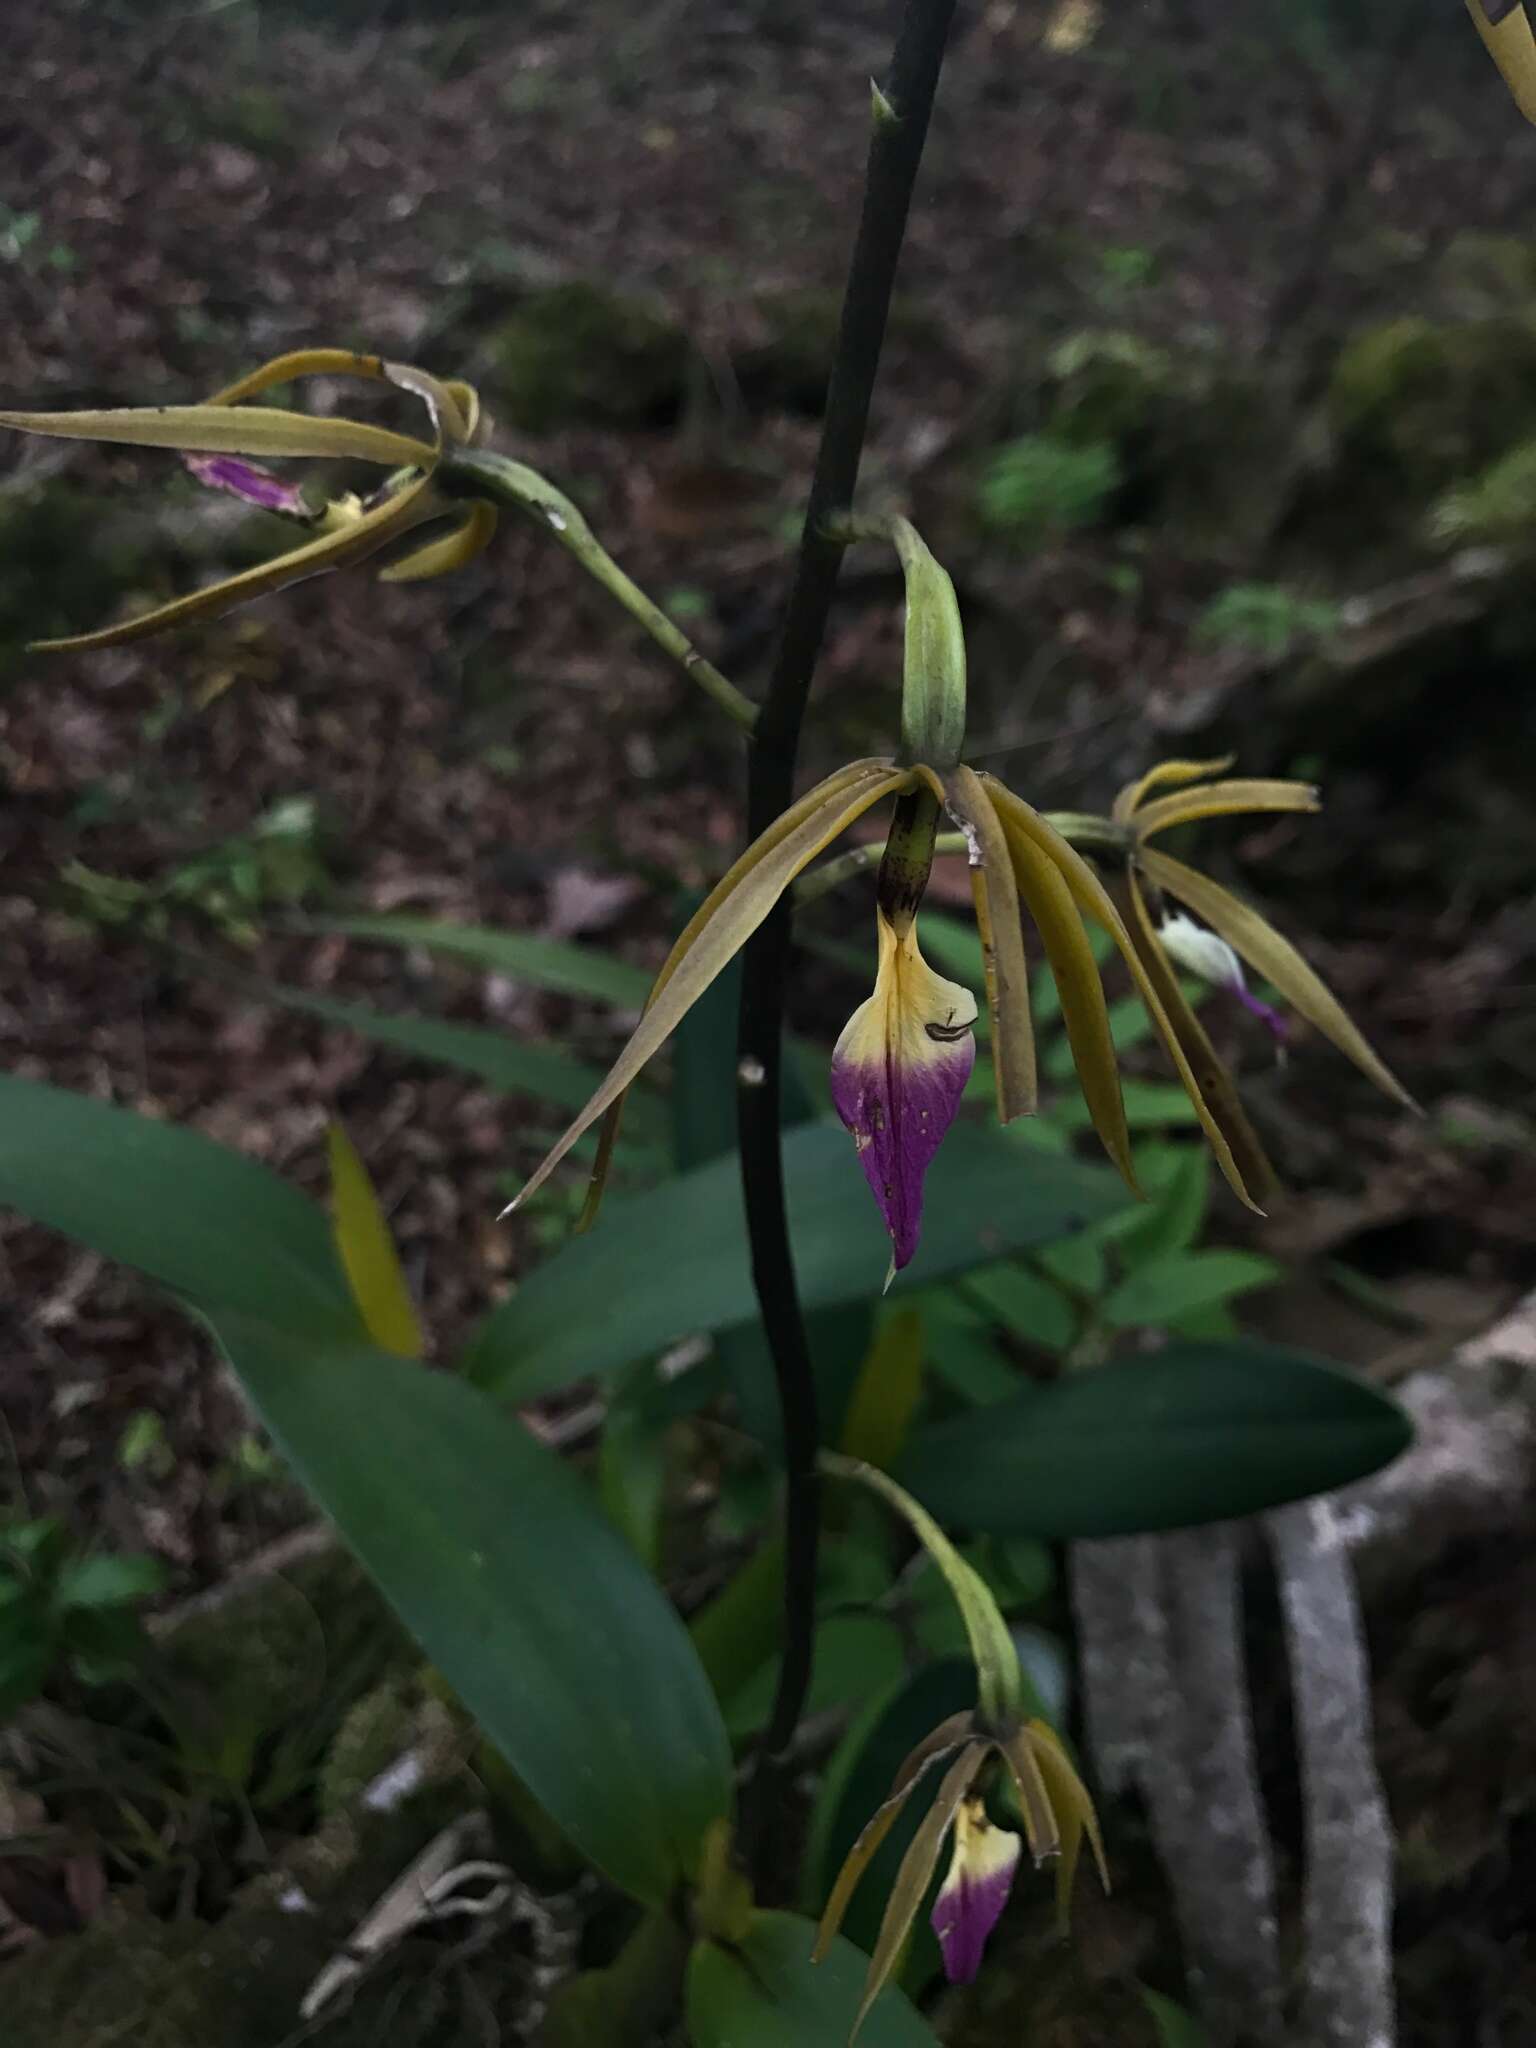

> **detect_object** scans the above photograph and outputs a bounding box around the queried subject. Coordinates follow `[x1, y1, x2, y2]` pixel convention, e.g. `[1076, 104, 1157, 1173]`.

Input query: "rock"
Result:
[487, 281, 690, 432]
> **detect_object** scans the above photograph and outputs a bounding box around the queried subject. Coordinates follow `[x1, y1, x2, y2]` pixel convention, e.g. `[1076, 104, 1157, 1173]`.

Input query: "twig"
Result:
[737, 0, 959, 1859]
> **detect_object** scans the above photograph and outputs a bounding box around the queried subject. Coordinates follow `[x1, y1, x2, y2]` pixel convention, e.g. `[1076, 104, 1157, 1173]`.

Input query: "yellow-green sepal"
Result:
[1466, 0, 1536, 123]
[891, 519, 966, 772]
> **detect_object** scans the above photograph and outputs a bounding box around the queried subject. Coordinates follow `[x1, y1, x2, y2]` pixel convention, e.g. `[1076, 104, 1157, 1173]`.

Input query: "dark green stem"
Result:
[737, 0, 958, 1856]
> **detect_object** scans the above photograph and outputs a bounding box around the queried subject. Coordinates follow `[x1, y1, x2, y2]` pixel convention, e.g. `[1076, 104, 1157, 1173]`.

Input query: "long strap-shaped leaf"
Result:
[508, 760, 914, 1216]
[981, 776, 1269, 1211]
[1138, 847, 1414, 1109]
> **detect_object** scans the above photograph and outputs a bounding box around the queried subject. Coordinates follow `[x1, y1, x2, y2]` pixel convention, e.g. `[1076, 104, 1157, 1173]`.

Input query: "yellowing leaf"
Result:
[1138, 846, 1415, 1110]
[326, 1123, 424, 1357]
[840, 1309, 925, 1469]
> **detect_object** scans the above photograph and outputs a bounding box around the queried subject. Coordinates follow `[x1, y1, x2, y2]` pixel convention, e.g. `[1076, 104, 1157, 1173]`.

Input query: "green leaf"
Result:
[686, 1912, 940, 2048]
[211, 1315, 734, 1906]
[721, 1614, 906, 1742]
[0, 1073, 357, 1338]
[898, 1340, 1413, 1537]
[240, 975, 623, 1116]
[306, 913, 655, 1008]
[1141, 1985, 1210, 2048]
[466, 1120, 1124, 1401]
[1111, 1144, 1210, 1264]
[1101, 1250, 1278, 1328]
[964, 1262, 1078, 1355]
[54, 1553, 165, 1612]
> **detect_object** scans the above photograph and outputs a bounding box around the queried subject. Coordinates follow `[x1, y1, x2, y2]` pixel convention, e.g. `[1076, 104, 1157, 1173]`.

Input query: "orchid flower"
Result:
[0, 349, 497, 651]
[813, 1457, 1106, 2035]
[1107, 755, 1413, 1178]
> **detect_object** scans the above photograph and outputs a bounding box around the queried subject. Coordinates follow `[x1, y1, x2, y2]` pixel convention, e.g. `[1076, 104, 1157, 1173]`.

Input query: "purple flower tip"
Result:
[931, 1800, 1021, 1983]
[1158, 911, 1287, 1049]
[830, 914, 977, 1273]
[184, 453, 311, 520]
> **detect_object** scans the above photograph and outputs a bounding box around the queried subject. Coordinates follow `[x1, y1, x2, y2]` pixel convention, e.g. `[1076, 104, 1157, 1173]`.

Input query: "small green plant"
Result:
[1429, 436, 1536, 548]
[1193, 582, 1341, 660]
[978, 433, 1122, 544]
[59, 794, 330, 944]
[0, 1517, 164, 1714]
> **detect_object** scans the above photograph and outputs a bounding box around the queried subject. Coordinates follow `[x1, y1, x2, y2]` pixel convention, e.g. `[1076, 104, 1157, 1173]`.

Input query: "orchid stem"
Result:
[737, 0, 958, 1878]
[439, 447, 759, 734]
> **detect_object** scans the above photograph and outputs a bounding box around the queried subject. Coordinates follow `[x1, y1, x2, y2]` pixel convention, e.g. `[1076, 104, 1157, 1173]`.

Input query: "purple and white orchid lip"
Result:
[931, 1797, 1021, 1984]
[1157, 910, 1288, 1047]
[183, 452, 313, 521]
[831, 911, 978, 1276]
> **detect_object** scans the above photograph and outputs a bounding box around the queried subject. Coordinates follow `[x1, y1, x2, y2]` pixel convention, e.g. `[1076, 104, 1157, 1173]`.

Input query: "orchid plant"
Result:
[3, 2, 1495, 2038]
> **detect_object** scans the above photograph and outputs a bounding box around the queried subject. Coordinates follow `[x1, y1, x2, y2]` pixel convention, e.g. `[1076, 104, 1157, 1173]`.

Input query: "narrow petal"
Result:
[1112, 754, 1235, 824]
[1132, 778, 1320, 841]
[383, 360, 474, 447]
[0, 401, 435, 469]
[934, 764, 1035, 1122]
[1004, 815, 1136, 1192]
[1466, 0, 1536, 123]
[852, 1743, 987, 2040]
[931, 1800, 1022, 1983]
[1024, 1718, 1109, 1931]
[812, 1716, 976, 1963]
[574, 759, 906, 1233]
[979, 776, 1273, 1210]
[1140, 847, 1415, 1109]
[29, 470, 436, 653]
[184, 452, 314, 519]
[831, 913, 977, 1273]
[507, 762, 914, 1218]
[203, 346, 391, 406]
[378, 501, 498, 582]
[1117, 869, 1278, 1206]
[999, 1727, 1061, 1866]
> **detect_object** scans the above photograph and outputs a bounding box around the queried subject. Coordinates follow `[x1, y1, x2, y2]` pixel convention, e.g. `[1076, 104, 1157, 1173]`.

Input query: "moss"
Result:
[488, 281, 690, 431]
[1044, 329, 1175, 450]
[1429, 435, 1536, 549]
[1327, 313, 1536, 501]
[317, 1672, 424, 1817]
